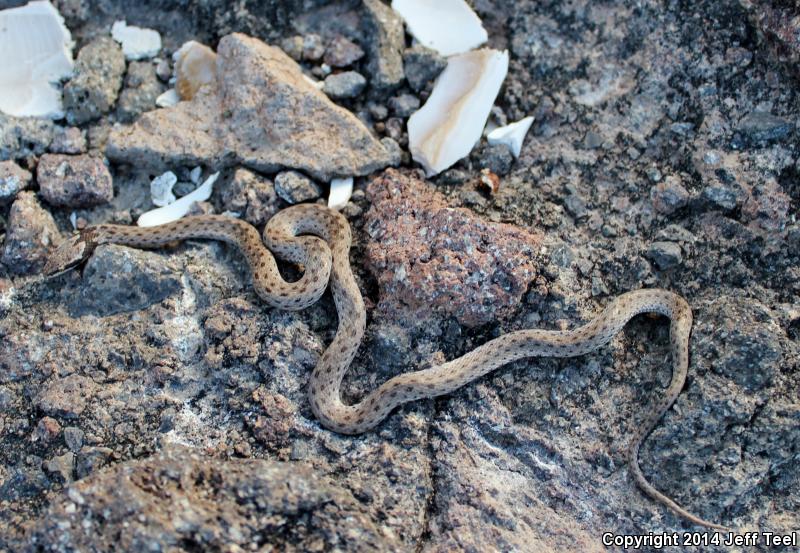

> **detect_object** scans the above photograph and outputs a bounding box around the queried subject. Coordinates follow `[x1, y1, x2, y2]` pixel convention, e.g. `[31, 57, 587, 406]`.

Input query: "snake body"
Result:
[45, 203, 727, 530]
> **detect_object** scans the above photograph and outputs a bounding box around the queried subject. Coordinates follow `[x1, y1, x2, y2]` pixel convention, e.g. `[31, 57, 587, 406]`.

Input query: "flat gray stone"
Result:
[107, 33, 392, 181]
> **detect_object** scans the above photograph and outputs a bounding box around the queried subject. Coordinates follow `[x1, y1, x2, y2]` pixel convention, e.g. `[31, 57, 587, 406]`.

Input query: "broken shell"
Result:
[391, 0, 487, 57]
[150, 171, 177, 207]
[408, 49, 509, 177]
[0, 0, 74, 118]
[328, 177, 354, 210]
[174, 41, 217, 100]
[487, 116, 534, 159]
[138, 172, 218, 227]
[111, 20, 161, 60]
[155, 88, 180, 108]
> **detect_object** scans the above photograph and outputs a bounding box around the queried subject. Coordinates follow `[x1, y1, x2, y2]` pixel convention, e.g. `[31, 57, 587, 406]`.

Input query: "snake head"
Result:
[41, 231, 96, 277]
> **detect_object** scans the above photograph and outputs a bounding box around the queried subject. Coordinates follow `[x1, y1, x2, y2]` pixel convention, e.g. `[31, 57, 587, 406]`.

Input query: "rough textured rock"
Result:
[324, 34, 364, 68]
[402, 45, 447, 92]
[221, 167, 280, 226]
[651, 175, 690, 215]
[361, 0, 405, 92]
[365, 169, 543, 327]
[106, 33, 392, 181]
[1, 191, 60, 274]
[323, 70, 367, 99]
[34, 375, 97, 419]
[68, 245, 182, 317]
[0, 114, 54, 160]
[0, 160, 31, 203]
[49, 127, 87, 155]
[274, 170, 321, 204]
[117, 61, 165, 122]
[28, 445, 402, 552]
[63, 37, 126, 125]
[37, 154, 114, 208]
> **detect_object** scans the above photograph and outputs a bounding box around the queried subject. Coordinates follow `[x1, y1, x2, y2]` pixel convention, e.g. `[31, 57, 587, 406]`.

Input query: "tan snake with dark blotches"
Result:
[44, 203, 729, 531]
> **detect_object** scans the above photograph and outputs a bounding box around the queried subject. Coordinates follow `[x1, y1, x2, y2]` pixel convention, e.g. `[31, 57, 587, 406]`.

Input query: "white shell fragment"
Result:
[487, 116, 534, 158]
[408, 49, 509, 176]
[155, 88, 180, 107]
[391, 0, 487, 57]
[138, 172, 218, 227]
[328, 177, 354, 210]
[0, 0, 74, 118]
[150, 171, 177, 207]
[173, 40, 217, 100]
[111, 20, 161, 61]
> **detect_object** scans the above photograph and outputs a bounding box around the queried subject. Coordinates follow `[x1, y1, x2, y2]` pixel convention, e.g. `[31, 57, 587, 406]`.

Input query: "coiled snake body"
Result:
[44, 203, 728, 530]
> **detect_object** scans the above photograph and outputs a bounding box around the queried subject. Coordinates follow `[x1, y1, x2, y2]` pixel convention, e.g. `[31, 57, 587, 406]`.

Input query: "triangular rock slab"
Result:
[107, 33, 391, 181]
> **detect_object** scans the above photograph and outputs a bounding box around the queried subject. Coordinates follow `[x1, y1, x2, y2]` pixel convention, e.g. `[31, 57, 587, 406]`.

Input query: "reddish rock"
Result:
[1, 191, 60, 275]
[365, 169, 543, 327]
[37, 154, 113, 207]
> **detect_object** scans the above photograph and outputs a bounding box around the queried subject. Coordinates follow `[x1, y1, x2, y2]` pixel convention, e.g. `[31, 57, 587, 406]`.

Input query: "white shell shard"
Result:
[138, 172, 218, 227]
[408, 49, 509, 177]
[487, 116, 534, 158]
[111, 20, 161, 61]
[328, 177, 353, 210]
[391, 0, 487, 56]
[173, 40, 217, 100]
[155, 88, 180, 107]
[150, 171, 177, 207]
[0, 0, 74, 118]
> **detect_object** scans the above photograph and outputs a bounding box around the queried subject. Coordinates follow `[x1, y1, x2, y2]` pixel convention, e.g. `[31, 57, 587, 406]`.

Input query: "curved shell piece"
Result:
[487, 116, 534, 159]
[408, 49, 508, 177]
[138, 172, 218, 227]
[174, 41, 218, 100]
[391, 0, 487, 57]
[0, 0, 74, 118]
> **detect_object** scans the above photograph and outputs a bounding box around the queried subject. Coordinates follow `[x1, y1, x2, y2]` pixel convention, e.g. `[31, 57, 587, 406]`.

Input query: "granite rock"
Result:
[365, 169, 543, 327]
[0, 115, 54, 160]
[37, 154, 114, 208]
[106, 33, 392, 181]
[63, 37, 126, 125]
[1, 191, 60, 274]
[0, 160, 32, 203]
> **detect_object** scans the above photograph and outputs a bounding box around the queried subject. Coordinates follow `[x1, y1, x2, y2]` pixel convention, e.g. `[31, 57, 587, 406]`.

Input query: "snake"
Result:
[43, 203, 729, 531]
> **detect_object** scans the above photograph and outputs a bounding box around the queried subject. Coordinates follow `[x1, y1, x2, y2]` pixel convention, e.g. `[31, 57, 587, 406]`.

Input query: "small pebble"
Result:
[324, 35, 364, 68]
[477, 143, 514, 177]
[389, 93, 420, 118]
[274, 171, 321, 204]
[323, 71, 367, 99]
[302, 33, 325, 61]
[647, 241, 683, 270]
[651, 175, 689, 215]
[63, 426, 85, 452]
[280, 36, 304, 61]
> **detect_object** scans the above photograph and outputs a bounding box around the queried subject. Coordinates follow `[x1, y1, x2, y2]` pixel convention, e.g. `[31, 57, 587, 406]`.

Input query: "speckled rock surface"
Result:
[0, 161, 31, 204]
[365, 169, 543, 327]
[106, 33, 392, 180]
[221, 168, 280, 226]
[0, 1, 799, 551]
[1, 191, 60, 275]
[362, 0, 405, 92]
[63, 37, 126, 125]
[37, 154, 114, 208]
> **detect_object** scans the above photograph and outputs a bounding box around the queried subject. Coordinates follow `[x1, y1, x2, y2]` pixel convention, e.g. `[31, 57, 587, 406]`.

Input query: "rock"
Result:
[323, 71, 367, 99]
[279, 35, 304, 61]
[735, 111, 793, 147]
[0, 160, 31, 203]
[68, 244, 182, 317]
[365, 169, 543, 327]
[389, 93, 420, 118]
[703, 184, 740, 210]
[106, 33, 392, 181]
[368, 103, 388, 121]
[29, 445, 403, 551]
[75, 446, 113, 479]
[34, 374, 96, 419]
[646, 241, 683, 269]
[63, 37, 126, 125]
[33, 416, 62, 443]
[477, 143, 515, 176]
[37, 154, 114, 208]
[1, 191, 60, 275]
[324, 35, 365, 68]
[43, 452, 75, 484]
[221, 168, 279, 226]
[651, 175, 690, 215]
[302, 33, 325, 61]
[274, 170, 321, 204]
[50, 126, 87, 154]
[362, 0, 405, 92]
[63, 427, 85, 452]
[0, 114, 54, 159]
[402, 44, 447, 92]
[380, 137, 403, 166]
[117, 60, 164, 122]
